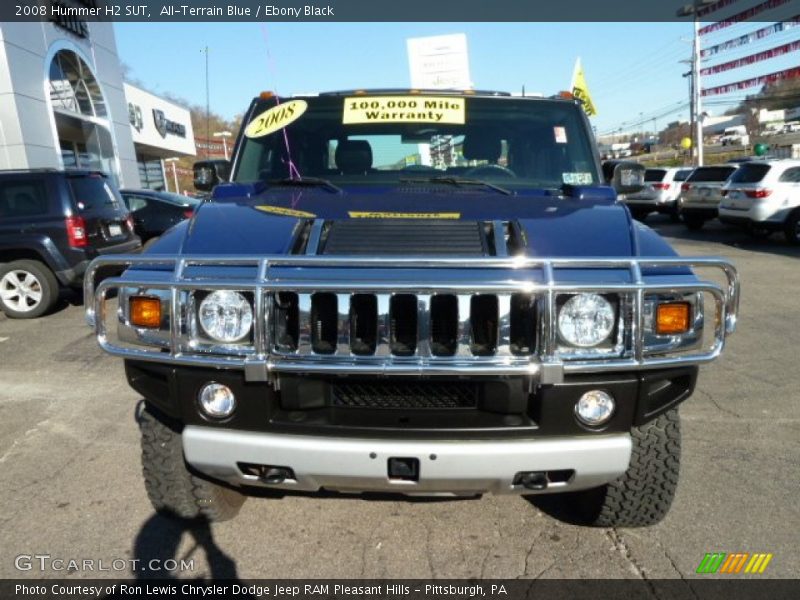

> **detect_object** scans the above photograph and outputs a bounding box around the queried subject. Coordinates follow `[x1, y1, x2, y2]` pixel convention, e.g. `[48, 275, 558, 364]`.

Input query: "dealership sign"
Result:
[152, 109, 186, 138]
[128, 102, 186, 138]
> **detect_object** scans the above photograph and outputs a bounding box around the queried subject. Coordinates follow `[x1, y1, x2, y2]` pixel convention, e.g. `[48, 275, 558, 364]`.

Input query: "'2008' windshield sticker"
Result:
[342, 96, 465, 124]
[256, 205, 316, 218]
[554, 126, 568, 144]
[244, 100, 308, 138]
[562, 172, 593, 185]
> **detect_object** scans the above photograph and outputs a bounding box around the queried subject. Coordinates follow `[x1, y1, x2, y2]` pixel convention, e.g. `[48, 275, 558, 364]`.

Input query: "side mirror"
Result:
[609, 161, 645, 195]
[193, 159, 231, 192]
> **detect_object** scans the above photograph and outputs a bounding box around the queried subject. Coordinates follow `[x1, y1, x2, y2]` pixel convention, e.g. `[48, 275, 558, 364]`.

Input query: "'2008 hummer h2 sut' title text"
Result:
[85, 89, 739, 526]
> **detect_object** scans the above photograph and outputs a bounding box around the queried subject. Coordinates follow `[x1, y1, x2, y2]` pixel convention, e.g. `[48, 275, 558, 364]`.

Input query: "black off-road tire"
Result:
[139, 404, 245, 522]
[749, 226, 771, 240]
[564, 409, 681, 527]
[0, 259, 59, 319]
[683, 215, 705, 231]
[783, 210, 800, 245]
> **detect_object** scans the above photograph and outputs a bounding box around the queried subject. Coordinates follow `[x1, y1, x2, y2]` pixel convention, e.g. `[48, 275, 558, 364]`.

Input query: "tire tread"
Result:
[591, 409, 681, 527]
[139, 405, 244, 522]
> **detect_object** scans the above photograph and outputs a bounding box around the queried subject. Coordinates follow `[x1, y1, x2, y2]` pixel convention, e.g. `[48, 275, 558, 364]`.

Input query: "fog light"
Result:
[198, 383, 236, 418]
[575, 390, 615, 427]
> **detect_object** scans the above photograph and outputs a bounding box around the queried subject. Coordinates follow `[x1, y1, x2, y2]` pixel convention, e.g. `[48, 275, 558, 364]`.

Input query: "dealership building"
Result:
[0, 15, 195, 190]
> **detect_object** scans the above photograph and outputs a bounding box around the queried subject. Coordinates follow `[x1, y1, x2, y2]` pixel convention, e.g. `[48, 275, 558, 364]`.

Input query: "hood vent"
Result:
[293, 219, 524, 256]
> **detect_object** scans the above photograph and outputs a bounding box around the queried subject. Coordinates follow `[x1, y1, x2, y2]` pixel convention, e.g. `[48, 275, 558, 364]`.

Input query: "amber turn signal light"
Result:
[656, 302, 691, 335]
[130, 296, 161, 328]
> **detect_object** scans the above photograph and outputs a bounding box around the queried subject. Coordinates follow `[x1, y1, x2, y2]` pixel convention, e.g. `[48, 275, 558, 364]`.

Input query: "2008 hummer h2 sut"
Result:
[84, 90, 740, 527]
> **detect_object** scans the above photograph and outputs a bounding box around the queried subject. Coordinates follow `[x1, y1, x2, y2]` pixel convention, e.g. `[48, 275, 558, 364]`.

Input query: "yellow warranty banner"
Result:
[342, 96, 465, 125]
[348, 211, 460, 219]
[245, 100, 307, 138]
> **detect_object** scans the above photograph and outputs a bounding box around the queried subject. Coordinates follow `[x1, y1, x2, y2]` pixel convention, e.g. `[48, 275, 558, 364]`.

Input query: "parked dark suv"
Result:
[0, 169, 140, 318]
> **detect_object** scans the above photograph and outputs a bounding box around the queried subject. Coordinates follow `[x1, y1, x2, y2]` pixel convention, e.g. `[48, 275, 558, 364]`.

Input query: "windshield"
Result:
[68, 175, 122, 212]
[644, 169, 666, 182]
[687, 166, 736, 183]
[154, 191, 201, 206]
[233, 94, 599, 189]
[728, 163, 770, 184]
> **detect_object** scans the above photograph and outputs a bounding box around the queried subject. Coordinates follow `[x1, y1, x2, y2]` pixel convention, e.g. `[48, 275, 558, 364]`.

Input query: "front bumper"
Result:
[680, 206, 718, 219]
[182, 427, 632, 494]
[718, 205, 790, 226]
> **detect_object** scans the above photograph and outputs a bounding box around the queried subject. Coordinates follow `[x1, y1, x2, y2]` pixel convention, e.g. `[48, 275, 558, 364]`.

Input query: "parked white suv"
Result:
[718, 159, 800, 244]
[622, 167, 693, 221]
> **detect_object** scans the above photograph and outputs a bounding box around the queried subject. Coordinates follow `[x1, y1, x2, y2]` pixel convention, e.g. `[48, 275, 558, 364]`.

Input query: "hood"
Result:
[161, 185, 643, 258]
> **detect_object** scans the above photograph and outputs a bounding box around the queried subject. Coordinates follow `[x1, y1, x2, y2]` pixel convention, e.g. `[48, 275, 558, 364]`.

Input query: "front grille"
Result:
[332, 381, 477, 409]
[272, 292, 538, 358]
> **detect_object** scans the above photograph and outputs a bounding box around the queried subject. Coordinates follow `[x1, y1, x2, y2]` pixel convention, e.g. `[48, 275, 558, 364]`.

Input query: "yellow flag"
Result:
[571, 58, 597, 116]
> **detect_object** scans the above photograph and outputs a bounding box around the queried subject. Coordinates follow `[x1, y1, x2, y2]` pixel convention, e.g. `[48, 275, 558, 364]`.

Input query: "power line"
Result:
[600, 102, 690, 135]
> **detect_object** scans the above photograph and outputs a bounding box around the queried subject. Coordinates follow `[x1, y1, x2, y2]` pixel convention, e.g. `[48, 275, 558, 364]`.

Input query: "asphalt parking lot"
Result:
[1, 216, 798, 582]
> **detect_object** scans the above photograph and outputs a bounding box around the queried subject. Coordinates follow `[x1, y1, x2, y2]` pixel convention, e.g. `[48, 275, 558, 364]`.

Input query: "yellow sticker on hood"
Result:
[245, 100, 307, 138]
[343, 96, 465, 124]
[256, 205, 316, 218]
[348, 211, 460, 219]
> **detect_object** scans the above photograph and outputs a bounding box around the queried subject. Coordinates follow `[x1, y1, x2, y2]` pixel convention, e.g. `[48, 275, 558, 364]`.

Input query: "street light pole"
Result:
[213, 131, 232, 160]
[164, 158, 180, 193]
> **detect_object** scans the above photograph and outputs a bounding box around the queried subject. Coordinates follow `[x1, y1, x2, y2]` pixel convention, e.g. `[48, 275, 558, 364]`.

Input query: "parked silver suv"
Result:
[718, 159, 800, 244]
[678, 165, 738, 230]
[623, 167, 693, 221]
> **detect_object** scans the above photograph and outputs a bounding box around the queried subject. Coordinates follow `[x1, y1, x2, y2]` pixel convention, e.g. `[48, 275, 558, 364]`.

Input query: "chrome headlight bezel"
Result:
[186, 290, 258, 356]
[556, 293, 625, 359]
[197, 290, 254, 343]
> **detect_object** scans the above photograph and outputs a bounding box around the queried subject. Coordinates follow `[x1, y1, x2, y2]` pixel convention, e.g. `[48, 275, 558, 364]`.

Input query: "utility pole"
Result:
[689, 66, 695, 160]
[204, 46, 210, 160]
[693, 15, 704, 166]
[678, 1, 710, 166]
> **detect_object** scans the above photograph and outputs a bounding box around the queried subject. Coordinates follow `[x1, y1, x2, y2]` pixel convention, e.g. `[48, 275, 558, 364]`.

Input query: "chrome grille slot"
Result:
[470, 295, 499, 356]
[311, 293, 338, 355]
[430, 294, 458, 356]
[273, 292, 299, 352]
[390, 294, 417, 356]
[510, 293, 537, 355]
[350, 294, 378, 355]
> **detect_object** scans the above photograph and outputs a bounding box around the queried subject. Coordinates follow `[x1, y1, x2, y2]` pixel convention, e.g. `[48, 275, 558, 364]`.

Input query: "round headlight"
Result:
[557, 293, 615, 348]
[198, 382, 236, 418]
[198, 291, 253, 343]
[575, 390, 615, 426]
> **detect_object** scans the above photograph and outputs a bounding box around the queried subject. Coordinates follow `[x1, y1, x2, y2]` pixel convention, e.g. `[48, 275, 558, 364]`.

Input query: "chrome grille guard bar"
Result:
[84, 255, 739, 383]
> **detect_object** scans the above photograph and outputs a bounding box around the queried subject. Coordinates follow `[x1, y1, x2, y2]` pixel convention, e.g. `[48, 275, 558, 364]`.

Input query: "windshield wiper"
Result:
[400, 176, 514, 196]
[268, 177, 342, 194]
